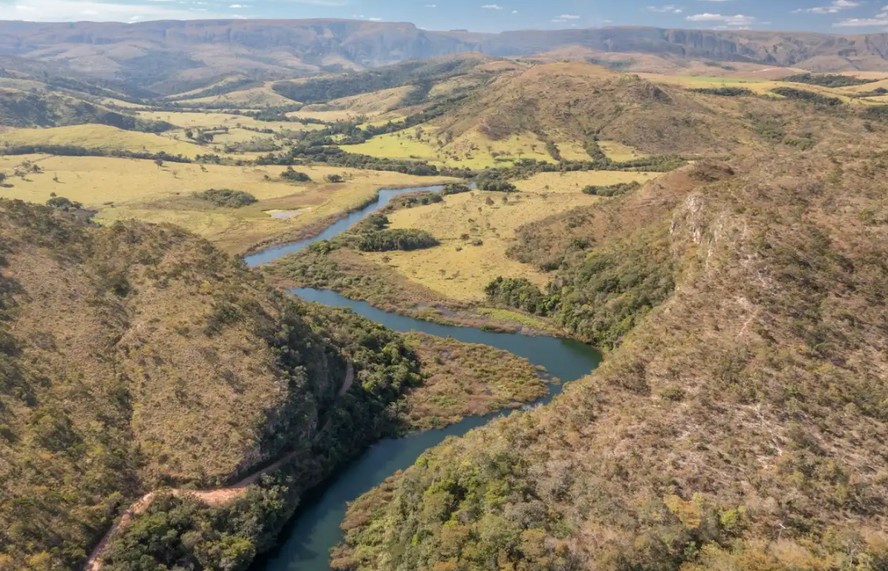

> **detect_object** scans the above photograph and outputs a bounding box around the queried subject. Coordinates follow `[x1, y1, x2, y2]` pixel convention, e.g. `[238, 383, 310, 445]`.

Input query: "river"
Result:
[247, 186, 601, 571]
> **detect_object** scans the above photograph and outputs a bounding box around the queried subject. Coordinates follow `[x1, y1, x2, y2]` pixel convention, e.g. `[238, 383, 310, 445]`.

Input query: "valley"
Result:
[1, 18, 888, 571]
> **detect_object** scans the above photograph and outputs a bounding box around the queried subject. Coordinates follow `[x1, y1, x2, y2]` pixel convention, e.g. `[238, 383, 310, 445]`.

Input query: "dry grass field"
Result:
[514, 170, 661, 193]
[0, 124, 207, 157]
[345, 128, 556, 169]
[354, 170, 661, 300]
[0, 154, 453, 253]
[361, 191, 592, 300]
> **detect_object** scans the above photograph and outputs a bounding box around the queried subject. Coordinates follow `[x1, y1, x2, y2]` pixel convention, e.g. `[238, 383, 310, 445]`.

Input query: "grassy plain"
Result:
[354, 170, 661, 301]
[345, 128, 556, 169]
[0, 124, 207, 157]
[0, 154, 453, 253]
[361, 191, 590, 300]
[513, 170, 661, 193]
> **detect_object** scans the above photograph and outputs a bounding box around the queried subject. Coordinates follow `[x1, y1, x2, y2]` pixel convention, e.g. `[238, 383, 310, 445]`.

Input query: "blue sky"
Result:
[3, 0, 888, 32]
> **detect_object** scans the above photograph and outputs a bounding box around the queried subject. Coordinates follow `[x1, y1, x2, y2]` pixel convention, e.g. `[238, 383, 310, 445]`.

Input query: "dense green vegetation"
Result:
[487, 226, 674, 349]
[692, 86, 753, 96]
[357, 228, 440, 252]
[771, 87, 842, 107]
[195, 189, 258, 208]
[280, 166, 312, 182]
[582, 181, 641, 196]
[782, 73, 875, 88]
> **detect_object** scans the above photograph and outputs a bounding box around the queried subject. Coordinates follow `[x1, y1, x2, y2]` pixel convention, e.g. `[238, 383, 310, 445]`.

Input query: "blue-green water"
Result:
[243, 186, 446, 267]
[248, 187, 601, 571]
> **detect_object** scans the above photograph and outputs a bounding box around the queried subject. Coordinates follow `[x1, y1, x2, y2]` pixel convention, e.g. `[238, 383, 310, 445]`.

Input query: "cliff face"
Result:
[1, 21, 888, 94]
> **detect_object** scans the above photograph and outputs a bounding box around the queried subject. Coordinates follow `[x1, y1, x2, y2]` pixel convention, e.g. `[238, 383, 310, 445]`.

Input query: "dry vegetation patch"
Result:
[399, 332, 547, 430]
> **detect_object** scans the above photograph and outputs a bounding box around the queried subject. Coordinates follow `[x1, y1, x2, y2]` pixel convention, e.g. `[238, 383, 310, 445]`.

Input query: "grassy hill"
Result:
[330, 123, 888, 569]
[0, 89, 169, 131]
[0, 124, 205, 158]
[0, 199, 413, 569]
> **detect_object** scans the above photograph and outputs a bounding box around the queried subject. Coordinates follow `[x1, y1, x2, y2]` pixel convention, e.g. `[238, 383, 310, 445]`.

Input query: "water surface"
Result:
[246, 184, 601, 571]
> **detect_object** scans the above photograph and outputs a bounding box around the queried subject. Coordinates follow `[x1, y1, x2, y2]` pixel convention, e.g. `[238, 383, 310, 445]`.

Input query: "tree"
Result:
[325, 174, 344, 183]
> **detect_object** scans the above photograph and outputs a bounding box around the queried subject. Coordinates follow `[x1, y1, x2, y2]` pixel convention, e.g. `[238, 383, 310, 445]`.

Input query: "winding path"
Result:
[84, 362, 355, 571]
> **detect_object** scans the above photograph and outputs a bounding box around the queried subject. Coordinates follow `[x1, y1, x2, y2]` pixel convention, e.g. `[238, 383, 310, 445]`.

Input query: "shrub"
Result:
[195, 189, 258, 208]
[357, 229, 440, 252]
[692, 87, 753, 97]
[441, 183, 472, 196]
[281, 167, 312, 183]
[582, 181, 641, 197]
[771, 87, 842, 107]
[325, 174, 345, 183]
[45, 196, 82, 211]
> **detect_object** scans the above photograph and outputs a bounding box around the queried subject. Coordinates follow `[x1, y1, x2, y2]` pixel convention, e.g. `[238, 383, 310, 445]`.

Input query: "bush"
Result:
[441, 183, 472, 196]
[357, 229, 440, 252]
[781, 73, 874, 88]
[485, 277, 553, 315]
[582, 181, 641, 197]
[476, 174, 518, 193]
[195, 189, 258, 208]
[692, 87, 753, 97]
[325, 174, 345, 183]
[772, 87, 842, 107]
[281, 167, 312, 183]
[45, 196, 82, 211]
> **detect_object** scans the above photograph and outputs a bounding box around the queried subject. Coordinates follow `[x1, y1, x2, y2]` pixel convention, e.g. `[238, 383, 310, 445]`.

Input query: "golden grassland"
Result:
[513, 170, 661, 193]
[361, 190, 597, 301]
[0, 124, 207, 157]
[175, 85, 296, 108]
[0, 154, 454, 253]
[358, 171, 660, 300]
[136, 110, 312, 132]
[344, 127, 556, 169]
[640, 72, 888, 105]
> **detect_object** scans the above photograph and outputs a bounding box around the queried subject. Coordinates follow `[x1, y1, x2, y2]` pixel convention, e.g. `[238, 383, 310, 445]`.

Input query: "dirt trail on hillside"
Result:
[84, 361, 355, 571]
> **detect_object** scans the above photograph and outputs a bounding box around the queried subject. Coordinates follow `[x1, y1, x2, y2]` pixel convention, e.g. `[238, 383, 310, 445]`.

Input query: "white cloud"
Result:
[481, 4, 503, 9]
[558, 14, 580, 19]
[793, 0, 859, 14]
[834, 4, 888, 26]
[649, 4, 683, 13]
[4, 0, 227, 21]
[686, 12, 757, 26]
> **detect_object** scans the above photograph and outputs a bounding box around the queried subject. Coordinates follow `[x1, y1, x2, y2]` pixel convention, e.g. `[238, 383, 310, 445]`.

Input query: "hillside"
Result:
[3, 21, 888, 96]
[0, 89, 169, 131]
[331, 139, 888, 569]
[0, 200, 418, 569]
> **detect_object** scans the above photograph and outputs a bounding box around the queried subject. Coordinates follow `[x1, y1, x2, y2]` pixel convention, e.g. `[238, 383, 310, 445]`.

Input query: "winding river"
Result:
[246, 186, 602, 571]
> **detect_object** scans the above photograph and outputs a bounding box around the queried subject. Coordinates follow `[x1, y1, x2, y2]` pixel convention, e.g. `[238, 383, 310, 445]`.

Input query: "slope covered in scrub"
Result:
[332, 143, 888, 570]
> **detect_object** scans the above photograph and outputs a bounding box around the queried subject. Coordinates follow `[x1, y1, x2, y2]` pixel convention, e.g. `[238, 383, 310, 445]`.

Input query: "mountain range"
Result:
[3, 20, 888, 95]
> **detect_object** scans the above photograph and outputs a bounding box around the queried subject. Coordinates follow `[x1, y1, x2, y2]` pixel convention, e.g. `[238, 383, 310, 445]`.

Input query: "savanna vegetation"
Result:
[331, 140, 888, 571]
[195, 189, 258, 208]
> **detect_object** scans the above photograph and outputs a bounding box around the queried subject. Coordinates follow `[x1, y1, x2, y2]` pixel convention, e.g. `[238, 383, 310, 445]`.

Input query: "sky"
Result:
[2, 0, 888, 33]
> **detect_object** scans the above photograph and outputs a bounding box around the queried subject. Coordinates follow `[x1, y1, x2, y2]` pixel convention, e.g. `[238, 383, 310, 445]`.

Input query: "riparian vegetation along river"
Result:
[246, 186, 602, 570]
